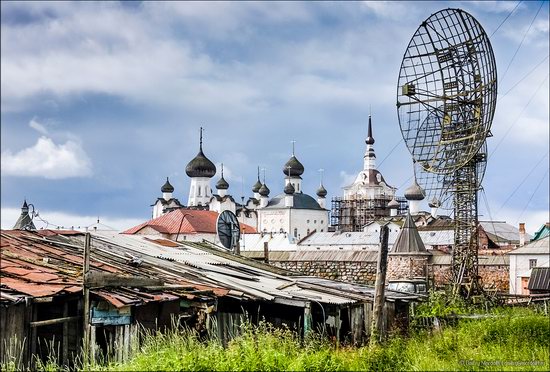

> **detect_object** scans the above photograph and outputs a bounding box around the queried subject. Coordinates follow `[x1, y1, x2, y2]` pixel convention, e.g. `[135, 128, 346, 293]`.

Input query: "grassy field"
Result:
[2, 307, 548, 371]
[104, 308, 549, 371]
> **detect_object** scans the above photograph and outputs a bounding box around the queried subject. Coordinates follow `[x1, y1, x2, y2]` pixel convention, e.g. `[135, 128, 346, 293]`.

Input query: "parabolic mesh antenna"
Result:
[216, 210, 241, 250]
[397, 8, 497, 297]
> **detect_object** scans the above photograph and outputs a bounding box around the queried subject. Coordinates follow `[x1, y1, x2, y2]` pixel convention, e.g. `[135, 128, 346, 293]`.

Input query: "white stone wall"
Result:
[258, 208, 329, 242]
[188, 177, 212, 207]
[509, 253, 550, 295]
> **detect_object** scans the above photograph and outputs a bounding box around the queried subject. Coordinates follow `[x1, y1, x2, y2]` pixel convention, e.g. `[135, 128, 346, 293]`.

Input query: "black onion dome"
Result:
[284, 182, 295, 195]
[404, 180, 425, 201]
[185, 149, 216, 178]
[161, 177, 174, 193]
[216, 176, 229, 190]
[258, 183, 270, 197]
[316, 184, 327, 198]
[252, 179, 262, 193]
[283, 155, 304, 177]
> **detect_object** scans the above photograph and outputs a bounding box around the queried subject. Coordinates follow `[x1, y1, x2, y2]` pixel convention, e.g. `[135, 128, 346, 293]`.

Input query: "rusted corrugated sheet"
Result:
[0, 230, 219, 306]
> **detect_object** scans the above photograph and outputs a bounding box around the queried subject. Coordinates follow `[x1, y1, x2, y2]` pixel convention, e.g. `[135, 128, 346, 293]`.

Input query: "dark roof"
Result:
[528, 267, 550, 291]
[390, 213, 430, 255]
[252, 179, 262, 193]
[13, 200, 36, 230]
[316, 184, 327, 198]
[284, 182, 295, 195]
[283, 155, 304, 177]
[259, 183, 270, 197]
[161, 177, 174, 193]
[265, 193, 323, 210]
[388, 198, 399, 209]
[185, 149, 216, 178]
[404, 180, 425, 201]
[150, 198, 183, 207]
[216, 176, 229, 190]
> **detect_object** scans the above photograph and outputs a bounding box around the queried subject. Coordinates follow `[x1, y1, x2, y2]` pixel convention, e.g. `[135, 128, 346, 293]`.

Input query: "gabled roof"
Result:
[532, 223, 550, 241]
[123, 208, 256, 235]
[479, 221, 531, 243]
[390, 213, 430, 255]
[508, 236, 549, 255]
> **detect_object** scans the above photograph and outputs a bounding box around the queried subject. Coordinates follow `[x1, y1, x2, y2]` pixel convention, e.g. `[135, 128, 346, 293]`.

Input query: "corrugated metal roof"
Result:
[91, 232, 417, 304]
[479, 221, 531, 243]
[528, 267, 550, 291]
[508, 236, 549, 255]
[0, 230, 224, 305]
[123, 209, 256, 235]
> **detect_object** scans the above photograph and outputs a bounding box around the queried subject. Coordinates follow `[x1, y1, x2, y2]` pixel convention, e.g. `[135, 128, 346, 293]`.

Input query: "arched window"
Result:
[307, 229, 310, 235]
[197, 186, 201, 196]
[293, 228, 298, 238]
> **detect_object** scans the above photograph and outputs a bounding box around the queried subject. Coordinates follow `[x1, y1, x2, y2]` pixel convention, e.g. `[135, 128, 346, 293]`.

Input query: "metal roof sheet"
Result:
[528, 267, 550, 291]
[508, 237, 549, 255]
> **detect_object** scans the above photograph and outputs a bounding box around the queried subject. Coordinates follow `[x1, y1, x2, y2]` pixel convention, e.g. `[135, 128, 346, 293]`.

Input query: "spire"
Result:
[366, 115, 375, 145]
[199, 126, 203, 151]
[252, 166, 262, 193]
[390, 212, 429, 255]
[13, 199, 36, 230]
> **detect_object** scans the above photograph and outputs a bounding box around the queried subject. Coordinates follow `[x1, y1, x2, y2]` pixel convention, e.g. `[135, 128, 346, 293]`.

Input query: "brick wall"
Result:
[270, 260, 378, 285]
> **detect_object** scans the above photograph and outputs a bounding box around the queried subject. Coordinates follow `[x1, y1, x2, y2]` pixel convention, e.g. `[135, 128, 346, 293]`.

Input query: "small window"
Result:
[529, 259, 537, 269]
[307, 220, 310, 224]
[293, 228, 298, 238]
[321, 220, 324, 224]
[297, 184, 300, 192]
[321, 229, 324, 232]
[307, 229, 310, 235]
[197, 186, 201, 196]
[314, 220, 317, 224]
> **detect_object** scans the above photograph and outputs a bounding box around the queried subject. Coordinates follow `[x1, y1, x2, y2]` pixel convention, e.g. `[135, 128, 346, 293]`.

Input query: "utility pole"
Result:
[370, 224, 389, 346]
[83, 232, 91, 366]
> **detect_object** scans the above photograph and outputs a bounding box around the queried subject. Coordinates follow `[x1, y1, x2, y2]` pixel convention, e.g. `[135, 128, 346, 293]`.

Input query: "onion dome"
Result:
[252, 167, 262, 193]
[428, 197, 441, 208]
[185, 128, 216, 178]
[284, 182, 295, 195]
[366, 115, 375, 145]
[388, 197, 399, 209]
[404, 180, 426, 201]
[216, 165, 229, 190]
[258, 183, 270, 197]
[316, 184, 327, 198]
[283, 155, 304, 177]
[161, 177, 174, 193]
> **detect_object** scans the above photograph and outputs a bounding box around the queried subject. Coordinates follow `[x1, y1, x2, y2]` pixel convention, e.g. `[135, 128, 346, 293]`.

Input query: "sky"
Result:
[1, 1, 549, 234]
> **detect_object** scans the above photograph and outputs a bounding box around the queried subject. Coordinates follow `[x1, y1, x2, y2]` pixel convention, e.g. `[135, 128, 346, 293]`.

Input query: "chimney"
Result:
[519, 223, 526, 247]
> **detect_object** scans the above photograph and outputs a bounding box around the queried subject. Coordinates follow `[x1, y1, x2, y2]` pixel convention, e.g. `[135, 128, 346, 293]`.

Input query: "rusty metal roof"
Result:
[0, 230, 223, 306]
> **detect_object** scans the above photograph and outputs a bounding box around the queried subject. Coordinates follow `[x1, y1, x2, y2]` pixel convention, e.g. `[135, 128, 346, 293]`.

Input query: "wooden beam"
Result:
[370, 225, 389, 346]
[30, 316, 81, 328]
[84, 270, 163, 288]
[83, 232, 91, 366]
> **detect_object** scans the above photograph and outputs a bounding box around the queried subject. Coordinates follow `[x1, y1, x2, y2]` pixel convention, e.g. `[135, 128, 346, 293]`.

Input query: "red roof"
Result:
[122, 209, 256, 235]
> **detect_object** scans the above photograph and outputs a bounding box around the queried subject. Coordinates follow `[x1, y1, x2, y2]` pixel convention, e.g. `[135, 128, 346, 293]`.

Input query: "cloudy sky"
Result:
[1, 1, 548, 233]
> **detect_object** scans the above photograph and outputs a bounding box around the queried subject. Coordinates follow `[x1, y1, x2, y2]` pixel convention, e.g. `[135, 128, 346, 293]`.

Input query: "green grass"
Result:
[3, 307, 548, 371]
[104, 308, 549, 372]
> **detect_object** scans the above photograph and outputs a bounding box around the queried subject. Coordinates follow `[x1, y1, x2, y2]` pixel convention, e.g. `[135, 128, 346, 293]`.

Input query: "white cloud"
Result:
[339, 170, 356, 188]
[29, 118, 48, 135]
[491, 207, 549, 236]
[1, 136, 92, 179]
[1, 207, 142, 232]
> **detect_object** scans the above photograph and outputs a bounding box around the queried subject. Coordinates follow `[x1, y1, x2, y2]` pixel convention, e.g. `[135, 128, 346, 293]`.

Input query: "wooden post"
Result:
[303, 302, 312, 338]
[62, 302, 69, 367]
[370, 225, 389, 346]
[263, 241, 269, 263]
[83, 232, 91, 367]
